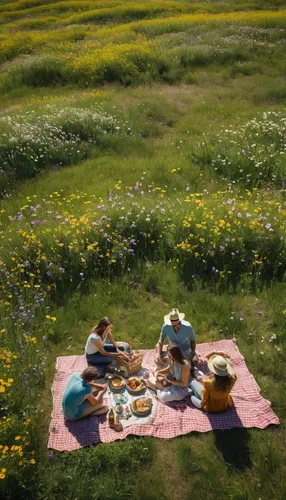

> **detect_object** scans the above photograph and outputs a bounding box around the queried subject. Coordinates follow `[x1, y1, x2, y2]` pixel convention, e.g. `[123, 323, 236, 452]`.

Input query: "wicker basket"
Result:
[115, 350, 144, 376]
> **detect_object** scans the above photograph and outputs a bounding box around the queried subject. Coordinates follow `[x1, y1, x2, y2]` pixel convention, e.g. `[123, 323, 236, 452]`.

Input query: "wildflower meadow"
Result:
[0, 1, 285, 499]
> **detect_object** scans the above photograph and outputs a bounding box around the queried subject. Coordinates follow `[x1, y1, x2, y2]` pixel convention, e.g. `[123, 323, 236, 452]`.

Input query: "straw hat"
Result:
[207, 355, 234, 377]
[164, 308, 185, 325]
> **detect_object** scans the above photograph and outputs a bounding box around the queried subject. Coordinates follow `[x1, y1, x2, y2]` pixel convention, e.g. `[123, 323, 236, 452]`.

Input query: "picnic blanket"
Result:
[48, 339, 279, 451]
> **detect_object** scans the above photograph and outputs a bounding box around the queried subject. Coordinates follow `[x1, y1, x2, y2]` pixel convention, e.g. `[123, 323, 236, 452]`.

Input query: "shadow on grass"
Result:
[213, 427, 251, 470]
[206, 405, 251, 470]
[181, 401, 251, 469]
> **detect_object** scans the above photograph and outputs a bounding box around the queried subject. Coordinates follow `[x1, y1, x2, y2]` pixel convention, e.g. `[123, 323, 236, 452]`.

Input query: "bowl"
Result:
[131, 397, 152, 416]
[115, 403, 123, 414]
[109, 375, 126, 391]
[126, 377, 147, 394]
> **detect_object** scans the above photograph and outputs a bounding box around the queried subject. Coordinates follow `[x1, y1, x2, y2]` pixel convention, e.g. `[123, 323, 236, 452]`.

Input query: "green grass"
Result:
[0, 98, 139, 191]
[192, 110, 286, 186]
[0, 1, 286, 499]
[0, 5, 285, 92]
[3, 268, 285, 499]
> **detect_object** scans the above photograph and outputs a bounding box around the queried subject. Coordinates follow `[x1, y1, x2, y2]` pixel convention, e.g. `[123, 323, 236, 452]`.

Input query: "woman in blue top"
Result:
[85, 317, 130, 377]
[62, 367, 108, 420]
[147, 346, 190, 404]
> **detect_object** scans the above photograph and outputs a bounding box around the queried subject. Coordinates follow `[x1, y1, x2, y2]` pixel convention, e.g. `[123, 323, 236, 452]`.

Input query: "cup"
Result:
[142, 369, 149, 380]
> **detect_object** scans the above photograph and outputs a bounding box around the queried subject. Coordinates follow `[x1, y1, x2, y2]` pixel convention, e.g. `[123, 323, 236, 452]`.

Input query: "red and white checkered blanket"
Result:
[48, 339, 279, 451]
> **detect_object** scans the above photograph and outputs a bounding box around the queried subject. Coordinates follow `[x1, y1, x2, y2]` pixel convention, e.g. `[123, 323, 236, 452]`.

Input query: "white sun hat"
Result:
[207, 355, 234, 377]
[164, 308, 185, 325]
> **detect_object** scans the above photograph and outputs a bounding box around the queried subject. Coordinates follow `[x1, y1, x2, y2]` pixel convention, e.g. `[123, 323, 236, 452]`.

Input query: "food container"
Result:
[131, 397, 152, 416]
[126, 377, 147, 394]
[115, 403, 123, 414]
[109, 375, 126, 392]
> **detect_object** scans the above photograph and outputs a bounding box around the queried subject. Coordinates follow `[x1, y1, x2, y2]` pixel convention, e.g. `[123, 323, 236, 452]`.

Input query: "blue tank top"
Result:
[169, 360, 188, 388]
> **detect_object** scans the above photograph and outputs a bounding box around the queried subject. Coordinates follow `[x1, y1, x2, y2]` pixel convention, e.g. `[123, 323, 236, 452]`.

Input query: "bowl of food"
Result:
[126, 376, 146, 394]
[115, 403, 123, 414]
[156, 375, 172, 387]
[109, 375, 126, 391]
[131, 397, 152, 416]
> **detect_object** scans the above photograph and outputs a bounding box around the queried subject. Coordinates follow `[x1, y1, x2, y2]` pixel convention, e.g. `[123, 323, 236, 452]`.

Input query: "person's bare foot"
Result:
[91, 405, 109, 416]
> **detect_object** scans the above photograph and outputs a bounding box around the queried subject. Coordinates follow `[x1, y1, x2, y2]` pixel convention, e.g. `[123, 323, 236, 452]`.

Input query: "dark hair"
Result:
[91, 317, 112, 338]
[82, 367, 100, 381]
[213, 374, 233, 392]
[168, 345, 186, 364]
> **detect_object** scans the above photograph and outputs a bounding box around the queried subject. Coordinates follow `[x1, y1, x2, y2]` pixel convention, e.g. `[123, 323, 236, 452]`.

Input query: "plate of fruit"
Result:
[126, 376, 146, 394]
[131, 397, 152, 416]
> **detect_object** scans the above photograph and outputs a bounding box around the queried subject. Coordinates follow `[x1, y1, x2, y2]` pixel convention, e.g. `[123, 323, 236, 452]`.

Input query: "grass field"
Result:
[0, 1, 285, 499]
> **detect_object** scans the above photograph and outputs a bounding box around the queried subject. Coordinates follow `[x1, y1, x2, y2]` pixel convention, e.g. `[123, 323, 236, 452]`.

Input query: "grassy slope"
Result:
[0, 1, 286, 499]
[39, 269, 286, 499]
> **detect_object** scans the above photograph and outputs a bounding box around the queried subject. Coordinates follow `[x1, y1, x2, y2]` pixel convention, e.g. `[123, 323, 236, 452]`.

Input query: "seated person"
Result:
[147, 346, 190, 404]
[190, 351, 237, 412]
[62, 366, 108, 420]
[155, 308, 198, 373]
[85, 317, 130, 377]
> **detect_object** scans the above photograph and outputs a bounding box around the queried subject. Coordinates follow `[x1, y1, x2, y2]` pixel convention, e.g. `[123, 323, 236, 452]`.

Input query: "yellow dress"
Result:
[201, 373, 237, 413]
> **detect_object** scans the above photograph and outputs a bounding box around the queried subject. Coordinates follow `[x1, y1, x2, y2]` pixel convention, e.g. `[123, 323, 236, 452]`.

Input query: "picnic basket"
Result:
[115, 347, 144, 376]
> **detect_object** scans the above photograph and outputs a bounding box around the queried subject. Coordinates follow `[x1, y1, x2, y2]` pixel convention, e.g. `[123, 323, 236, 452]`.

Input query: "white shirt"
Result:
[85, 331, 108, 355]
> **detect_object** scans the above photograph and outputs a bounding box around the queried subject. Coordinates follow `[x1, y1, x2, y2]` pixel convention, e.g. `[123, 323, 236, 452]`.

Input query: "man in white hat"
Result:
[155, 308, 198, 372]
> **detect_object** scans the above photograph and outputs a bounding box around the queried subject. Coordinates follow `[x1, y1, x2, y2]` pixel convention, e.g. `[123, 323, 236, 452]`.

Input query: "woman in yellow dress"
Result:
[190, 351, 237, 412]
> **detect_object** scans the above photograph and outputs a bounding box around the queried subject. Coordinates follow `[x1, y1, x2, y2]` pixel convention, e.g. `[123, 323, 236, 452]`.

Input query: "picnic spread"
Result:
[106, 375, 157, 430]
[48, 339, 279, 451]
